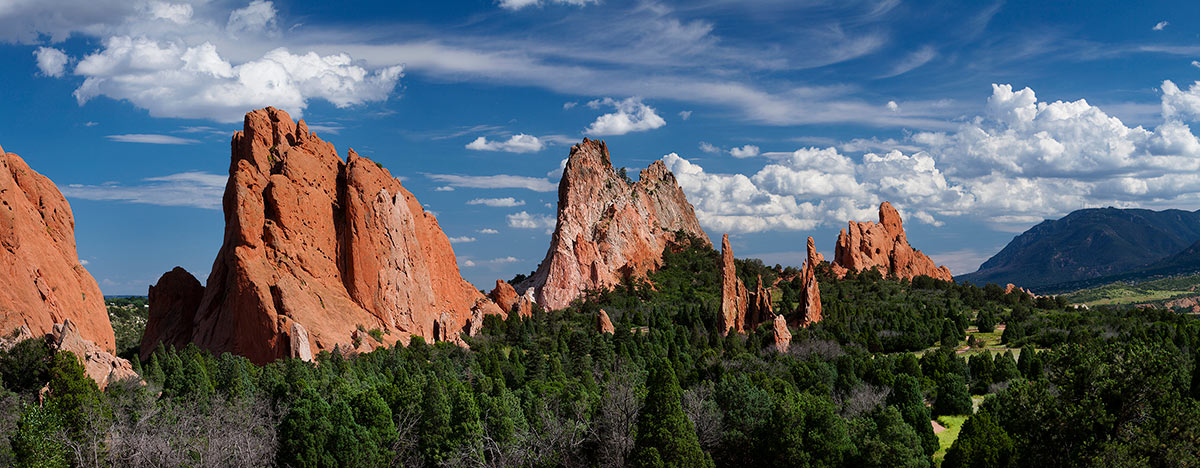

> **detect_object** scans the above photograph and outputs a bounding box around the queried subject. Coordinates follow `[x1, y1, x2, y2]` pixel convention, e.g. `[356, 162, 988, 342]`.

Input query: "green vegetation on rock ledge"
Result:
[0, 237, 1196, 467]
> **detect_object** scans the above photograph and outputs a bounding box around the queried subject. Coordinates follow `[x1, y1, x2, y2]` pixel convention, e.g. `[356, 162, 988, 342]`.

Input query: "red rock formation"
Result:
[719, 234, 748, 334]
[1004, 283, 1034, 297]
[773, 314, 792, 353]
[597, 308, 615, 334]
[746, 275, 773, 330]
[0, 325, 33, 351]
[832, 202, 953, 281]
[0, 146, 114, 353]
[141, 107, 502, 364]
[140, 267, 204, 360]
[51, 319, 138, 390]
[490, 279, 532, 317]
[517, 139, 708, 310]
[797, 236, 823, 327]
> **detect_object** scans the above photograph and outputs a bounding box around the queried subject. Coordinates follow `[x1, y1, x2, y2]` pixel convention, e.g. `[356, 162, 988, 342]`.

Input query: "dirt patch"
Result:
[931, 420, 947, 434]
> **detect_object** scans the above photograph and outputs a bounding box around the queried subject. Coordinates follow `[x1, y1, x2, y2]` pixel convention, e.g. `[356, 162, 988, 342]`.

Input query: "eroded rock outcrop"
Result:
[597, 308, 615, 334]
[797, 236, 823, 327]
[746, 275, 773, 330]
[773, 314, 792, 353]
[140, 267, 204, 360]
[490, 279, 533, 317]
[51, 319, 137, 390]
[0, 145, 114, 353]
[141, 107, 503, 364]
[516, 139, 708, 311]
[719, 234, 748, 334]
[831, 202, 953, 281]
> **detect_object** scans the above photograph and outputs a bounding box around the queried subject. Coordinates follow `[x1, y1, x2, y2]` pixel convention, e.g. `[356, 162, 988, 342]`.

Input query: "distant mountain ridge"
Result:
[958, 207, 1200, 291]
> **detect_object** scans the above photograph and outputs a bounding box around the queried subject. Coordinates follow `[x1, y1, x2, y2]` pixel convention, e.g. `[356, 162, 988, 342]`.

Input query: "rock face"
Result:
[0, 146, 114, 353]
[719, 234, 748, 334]
[490, 279, 532, 317]
[597, 309, 615, 334]
[773, 314, 792, 353]
[517, 139, 708, 311]
[746, 275, 773, 330]
[51, 319, 137, 390]
[832, 202, 952, 282]
[797, 236, 823, 327]
[141, 107, 502, 365]
[139, 267, 204, 359]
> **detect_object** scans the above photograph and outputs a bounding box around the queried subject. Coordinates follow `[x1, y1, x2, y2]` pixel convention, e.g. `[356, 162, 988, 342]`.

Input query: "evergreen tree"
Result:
[942, 411, 1014, 468]
[933, 373, 973, 416]
[887, 375, 938, 455]
[10, 404, 67, 468]
[631, 359, 713, 468]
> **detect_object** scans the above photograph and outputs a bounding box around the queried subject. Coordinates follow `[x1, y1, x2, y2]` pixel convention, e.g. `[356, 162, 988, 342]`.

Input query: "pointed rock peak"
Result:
[879, 201, 903, 234]
[806, 236, 818, 263]
[833, 201, 952, 282]
[720, 233, 748, 333]
[517, 140, 708, 310]
[773, 314, 792, 353]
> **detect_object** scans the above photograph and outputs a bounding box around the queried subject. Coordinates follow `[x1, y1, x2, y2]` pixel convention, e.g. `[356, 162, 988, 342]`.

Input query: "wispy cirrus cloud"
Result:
[61, 171, 227, 209]
[467, 197, 525, 207]
[425, 173, 556, 192]
[105, 134, 200, 144]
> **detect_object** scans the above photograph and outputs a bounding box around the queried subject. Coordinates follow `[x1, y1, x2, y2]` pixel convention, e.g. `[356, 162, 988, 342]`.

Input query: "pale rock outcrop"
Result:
[773, 314, 792, 352]
[517, 139, 708, 310]
[797, 236, 823, 327]
[0, 325, 33, 351]
[0, 145, 114, 352]
[832, 202, 953, 281]
[719, 234, 748, 334]
[51, 319, 138, 390]
[597, 308, 615, 334]
[141, 107, 503, 364]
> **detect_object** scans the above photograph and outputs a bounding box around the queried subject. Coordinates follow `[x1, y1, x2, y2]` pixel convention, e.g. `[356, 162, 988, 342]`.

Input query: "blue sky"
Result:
[3, 0, 1200, 294]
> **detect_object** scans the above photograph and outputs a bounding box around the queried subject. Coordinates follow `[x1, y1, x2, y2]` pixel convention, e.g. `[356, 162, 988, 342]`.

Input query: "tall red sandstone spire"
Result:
[798, 236, 823, 326]
[517, 139, 708, 311]
[141, 108, 503, 364]
[719, 234, 748, 334]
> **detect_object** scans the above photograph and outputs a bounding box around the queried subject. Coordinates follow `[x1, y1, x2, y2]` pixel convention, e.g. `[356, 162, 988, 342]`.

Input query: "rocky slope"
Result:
[141, 108, 502, 364]
[959, 207, 1200, 290]
[0, 145, 114, 352]
[831, 202, 953, 282]
[516, 138, 708, 310]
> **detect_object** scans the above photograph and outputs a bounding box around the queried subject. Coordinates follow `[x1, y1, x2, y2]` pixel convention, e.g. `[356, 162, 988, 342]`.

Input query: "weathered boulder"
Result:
[516, 139, 708, 310]
[0, 146, 114, 352]
[0, 325, 33, 351]
[139, 267, 204, 360]
[773, 314, 792, 353]
[51, 319, 138, 390]
[797, 236, 823, 327]
[490, 279, 532, 317]
[141, 107, 503, 364]
[719, 234, 748, 334]
[832, 202, 953, 281]
[597, 308, 615, 334]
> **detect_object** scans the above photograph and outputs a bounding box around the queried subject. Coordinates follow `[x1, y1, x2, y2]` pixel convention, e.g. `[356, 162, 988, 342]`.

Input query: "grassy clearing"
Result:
[1061, 272, 1200, 306]
[933, 415, 969, 465]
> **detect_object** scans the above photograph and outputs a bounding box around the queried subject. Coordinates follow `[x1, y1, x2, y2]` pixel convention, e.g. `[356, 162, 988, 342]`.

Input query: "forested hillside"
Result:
[0, 235, 1197, 467]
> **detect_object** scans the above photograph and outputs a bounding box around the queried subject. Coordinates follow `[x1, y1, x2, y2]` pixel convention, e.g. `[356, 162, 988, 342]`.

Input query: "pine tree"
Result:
[942, 411, 1014, 468]
[887, 375, 939, 455]
[631, 359, 713, 468]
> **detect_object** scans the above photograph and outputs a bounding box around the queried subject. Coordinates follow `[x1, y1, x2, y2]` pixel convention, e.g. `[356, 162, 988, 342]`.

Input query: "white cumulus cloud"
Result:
[584, 97, 666, 136]
[507, 211, 556, 231]
[465, 134, 545, 153]
[70, 36, 403, 122]
[1153, 21, 1169, 31]
[729, 144, 760, 158]
[34, 47, 69, 77]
